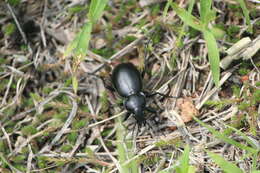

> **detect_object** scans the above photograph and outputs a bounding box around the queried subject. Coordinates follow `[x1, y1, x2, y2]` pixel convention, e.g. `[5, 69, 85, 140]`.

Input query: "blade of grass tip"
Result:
[176, 145, 190, 173]
[203, 29, 220, 86]
[74, 22, 92, 58]
[206, 150, 244, 173]
[236, 0, 252, 33]
[200, 0, 212, 26]
[175, 0, 195, 48]
[163, 0, 172, 19]
[194, 117, 258, 154]
[88, 0, 108, 23]
[170, 2, 204, 32]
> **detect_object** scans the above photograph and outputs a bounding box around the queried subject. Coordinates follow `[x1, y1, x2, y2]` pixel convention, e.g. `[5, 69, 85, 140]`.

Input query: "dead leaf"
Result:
[176, 97, 199, 123]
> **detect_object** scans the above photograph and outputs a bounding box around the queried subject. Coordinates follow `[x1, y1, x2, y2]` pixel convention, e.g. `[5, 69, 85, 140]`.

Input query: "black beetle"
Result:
[112, 62, 168, 127]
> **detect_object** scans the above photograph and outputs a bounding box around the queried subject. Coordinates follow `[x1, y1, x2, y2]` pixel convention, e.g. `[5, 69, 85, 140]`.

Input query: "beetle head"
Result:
[124, 93, 146, 124]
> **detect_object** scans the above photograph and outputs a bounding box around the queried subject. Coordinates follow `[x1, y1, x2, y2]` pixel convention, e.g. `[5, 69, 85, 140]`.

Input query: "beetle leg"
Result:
[146, 106, 156, 113]
[145, 92, 175, 98]
[124, 112, 132, 121]
[146, 106, 166, 136]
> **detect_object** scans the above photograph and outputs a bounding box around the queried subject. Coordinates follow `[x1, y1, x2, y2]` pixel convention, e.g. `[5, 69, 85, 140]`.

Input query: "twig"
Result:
[0, 153, 23, 173]
[0, 74, 13, 106]
[11, 88, 64, 121]
[90, 28, 155, 74]
[196, 72, 232, 110]
[6, 1, 32, 53]
[50, 96, 78, 146]
[0, 62, 33, 80]
[6, 2, 27, 44]
[68, 130, 86, 157]
[11, 127, 53, 155]
[26, 144, 34, 173]
[0, 123, 13, 152]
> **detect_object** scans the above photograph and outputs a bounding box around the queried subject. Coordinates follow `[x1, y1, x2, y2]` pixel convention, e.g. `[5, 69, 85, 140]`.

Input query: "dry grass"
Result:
[0, 0, 259, 172]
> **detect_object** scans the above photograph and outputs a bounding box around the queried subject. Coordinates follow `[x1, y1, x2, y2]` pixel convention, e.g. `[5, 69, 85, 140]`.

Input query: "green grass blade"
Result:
[163, 0, 172, 19]
[175, 0, 195, 47]
[206, 151, 243, 173]
[72, 75, 78, 94]
[176, 145, 190, 173]
[203, 29, 220, 86]
[200, 0, 215, 26]
[170, 2, 204, 31]
[64, 32, 80, 58]
[225, 124, 259, 149]
[88, 0, 109, 23]
[159, 145, 195, 173]
[194, 117, 258, 154]
[74, 22, 92, 57]
[236, 0, 252, 33]
[200, 0, 212, 24]
[116, 116, 138, 173]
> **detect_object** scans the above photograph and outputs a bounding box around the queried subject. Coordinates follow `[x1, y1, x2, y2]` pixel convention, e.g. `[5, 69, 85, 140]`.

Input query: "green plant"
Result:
[159, 145, 196, 173]
[166, 0, 220, 86]
[194, 117, 260, 172]
[64, 0, 109, 93]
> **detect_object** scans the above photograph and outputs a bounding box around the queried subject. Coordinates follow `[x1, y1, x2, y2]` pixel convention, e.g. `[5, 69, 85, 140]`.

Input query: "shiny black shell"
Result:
[111, 63, 142, 97]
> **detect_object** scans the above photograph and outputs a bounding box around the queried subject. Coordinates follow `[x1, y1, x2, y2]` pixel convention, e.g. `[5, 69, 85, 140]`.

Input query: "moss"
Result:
[0, 79, 9, 93]
[252, 89, 260, 104]
[238, 68, 250, 75]
[204, 100, 232, 109]
[120, 35, 137, 45]
[227, 25, 240, 42]
[80, 104, 90, 113]
[10, 155, 26, 163]
[7, 0, 21, 6]
[238, 102, 250, 111]
[85, 147, 95, 158]
[67, 132, 78, 143]
[92, 47, 115, 58]
[68, 4, 88, 15]
[21, 125, 37, 136]
[0, 140, 8, 153]
[138, 154, 160, 166]
[13, 164, 26, 172]
[101, 128, 112, 137]
[151, 4, 161, 17]
[60, 144, 72, 152]
[231, 85, 241, 97]
[2, 106, 16, 117]
[56, 94, 70, 104]
[100, 91, 109, 112]
[37, 156, 48, 169]
[30, 92, 42, 102]
[42, 86, 53, 95]
[3, 23, 16, 36]
[72, 118, 88, 129]
[228, 4, 240, 10]
[54, 112, 68, 122]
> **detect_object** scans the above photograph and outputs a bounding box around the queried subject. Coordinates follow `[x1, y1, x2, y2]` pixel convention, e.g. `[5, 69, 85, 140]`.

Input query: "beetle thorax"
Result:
[124, 93, 146, 120]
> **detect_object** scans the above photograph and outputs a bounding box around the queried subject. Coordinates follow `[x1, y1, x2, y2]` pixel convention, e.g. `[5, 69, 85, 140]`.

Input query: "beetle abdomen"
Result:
[112, 63, 142, 97]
